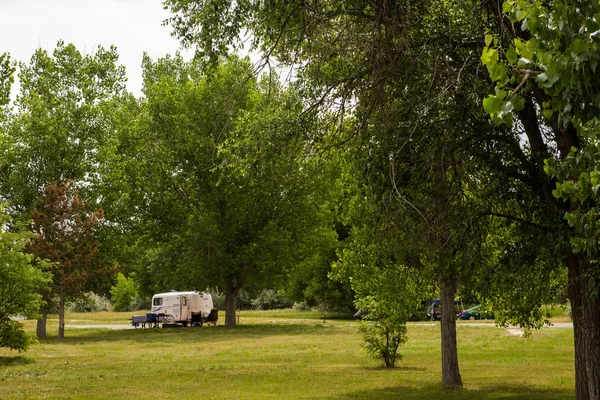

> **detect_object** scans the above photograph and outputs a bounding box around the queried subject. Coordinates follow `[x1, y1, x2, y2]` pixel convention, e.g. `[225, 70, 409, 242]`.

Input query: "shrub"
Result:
[0, 321, 37, 352]
[66, 293, 112, 312]
[237, 290, 253, 310]
[292, 302, 312, 312]
[110, 273, 136, 312]
[204, 287, 253, 310]
[358, 317, 406, 367]
[131, 296, 151, 311]
[355, 296, 407, 368]
[251, 289, 294, 310]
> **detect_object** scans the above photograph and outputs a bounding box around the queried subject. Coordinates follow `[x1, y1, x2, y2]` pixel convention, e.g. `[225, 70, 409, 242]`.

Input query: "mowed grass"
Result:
[0, 312, 574, 399]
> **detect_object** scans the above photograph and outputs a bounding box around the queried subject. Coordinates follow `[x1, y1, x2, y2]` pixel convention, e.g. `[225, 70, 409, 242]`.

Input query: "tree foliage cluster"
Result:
[1, 2, 599, 398]
[0, 208, 50, 351]
[163, 0, 600, 397]
[0, 39, 351, 346]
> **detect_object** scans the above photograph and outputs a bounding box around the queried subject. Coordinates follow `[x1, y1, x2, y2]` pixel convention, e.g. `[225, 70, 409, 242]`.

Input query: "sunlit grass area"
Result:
[0, 311, 574, 399]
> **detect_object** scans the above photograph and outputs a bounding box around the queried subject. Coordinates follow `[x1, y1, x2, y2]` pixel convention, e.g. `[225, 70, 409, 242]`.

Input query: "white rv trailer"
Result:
[151, 291, 215, 326]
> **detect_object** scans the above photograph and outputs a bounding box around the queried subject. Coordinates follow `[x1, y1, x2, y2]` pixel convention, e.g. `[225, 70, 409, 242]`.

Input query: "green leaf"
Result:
[500, 111, 514, 126]
[535, 73, 548, 83]
[517, 58, 534, 67]
[481, 47, 498, 65]
[488, 62, 509, 84]
[495, 87, 507, 100]
[506, 46, 518, 64]
[571, 39, 590, 56]
[485, 35, 493, 47]
[483, 95, 502, 114]
[511, 95, 525, 111]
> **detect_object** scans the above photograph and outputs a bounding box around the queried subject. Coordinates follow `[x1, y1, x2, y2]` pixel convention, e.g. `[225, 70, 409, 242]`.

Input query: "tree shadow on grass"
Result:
[359, 365, 427, 372]
[0, 356, 35, 367]
[326, 384, 573, 400]
[39, 323, 343, 345]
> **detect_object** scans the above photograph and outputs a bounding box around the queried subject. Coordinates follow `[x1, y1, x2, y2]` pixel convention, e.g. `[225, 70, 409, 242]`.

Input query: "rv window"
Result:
[153, 297, 163, 306]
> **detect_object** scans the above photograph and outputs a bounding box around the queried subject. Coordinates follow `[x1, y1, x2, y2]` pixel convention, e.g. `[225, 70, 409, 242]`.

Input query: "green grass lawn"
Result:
[0, 311, 574, 399]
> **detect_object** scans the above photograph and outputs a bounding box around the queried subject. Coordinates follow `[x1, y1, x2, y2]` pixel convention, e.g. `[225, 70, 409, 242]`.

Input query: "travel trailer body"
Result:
[147, 291, 217, 326]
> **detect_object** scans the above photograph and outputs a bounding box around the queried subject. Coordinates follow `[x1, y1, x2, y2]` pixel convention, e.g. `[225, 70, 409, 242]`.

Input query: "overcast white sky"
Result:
[0, 0, 191, 97]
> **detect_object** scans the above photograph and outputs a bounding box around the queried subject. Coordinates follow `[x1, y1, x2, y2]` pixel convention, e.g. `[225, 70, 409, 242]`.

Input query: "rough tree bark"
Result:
[58, 282, 65, 339]
[36, 313, 47, 338]
[568, 253, 600, 400]
[224, 278, 242, 326]
[518, 94, 600, 400]
[440, 276, 462, 387]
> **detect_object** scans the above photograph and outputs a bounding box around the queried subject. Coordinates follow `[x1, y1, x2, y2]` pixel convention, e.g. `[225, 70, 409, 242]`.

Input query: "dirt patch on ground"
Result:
[505, 328, 524, 337]
[264, 319, 322, 324]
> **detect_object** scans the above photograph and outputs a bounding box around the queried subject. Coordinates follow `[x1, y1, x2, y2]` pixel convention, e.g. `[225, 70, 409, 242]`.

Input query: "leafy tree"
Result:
[163, 0, 494, 385]
[0, 53, 52, 352]
[0, 207, 51, 351]
[26, 183, 114, 339]
[282, 158, 354, 312]
[110, 273, 136, 312]
[0, 53, 15, 201]
[1, 41, 127, 214]
[356, 296, 407, 368]
[164, 0, 584, 388]
[481, 1, 600, 397]
[0, 41, 127, 336]
[0, 52, 14, 121]
[116, 54, 329, 325]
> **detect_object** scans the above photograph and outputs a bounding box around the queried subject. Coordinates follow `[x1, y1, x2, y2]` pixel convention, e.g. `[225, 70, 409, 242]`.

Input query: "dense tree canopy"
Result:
[0, 42, 127, 339]
[163, 0, 600, 395]
[482, 1, 600, 397]
[110, 54, 339, 325]
[0, 41, 127, 214]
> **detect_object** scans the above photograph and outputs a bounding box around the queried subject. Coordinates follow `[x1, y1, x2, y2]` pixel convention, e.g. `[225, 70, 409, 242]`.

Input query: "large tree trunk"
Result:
[440, 277, 462, 387]
[568, 253, 600, 400]
[36, 312, 47, 338]
[224, 278, 241, 326]
[516, 94, 596, 399]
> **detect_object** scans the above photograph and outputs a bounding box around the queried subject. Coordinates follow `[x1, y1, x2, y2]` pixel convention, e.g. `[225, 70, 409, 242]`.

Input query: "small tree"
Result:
[110, 273, 136, 312]
[0, 208, 51, 351]
[356, 297, 407, 368]
[27, 183, 115, 339]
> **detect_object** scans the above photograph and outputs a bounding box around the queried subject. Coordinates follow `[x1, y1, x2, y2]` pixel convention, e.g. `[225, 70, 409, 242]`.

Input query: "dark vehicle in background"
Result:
[426, 299, 464, 321]
[457, 305, 494, 320]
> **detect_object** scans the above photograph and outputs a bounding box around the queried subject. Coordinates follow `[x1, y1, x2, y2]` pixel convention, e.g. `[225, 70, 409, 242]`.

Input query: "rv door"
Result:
[180, 295, 188, 321]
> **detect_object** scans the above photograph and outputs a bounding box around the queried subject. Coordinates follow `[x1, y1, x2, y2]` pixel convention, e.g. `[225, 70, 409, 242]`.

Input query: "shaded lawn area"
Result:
[0, 318, 574, 399]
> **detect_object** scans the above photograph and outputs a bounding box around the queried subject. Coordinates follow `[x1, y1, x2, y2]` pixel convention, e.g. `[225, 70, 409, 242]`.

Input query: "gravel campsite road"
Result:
[64, 321, 574, 330]
[66, 324, 137, 330]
